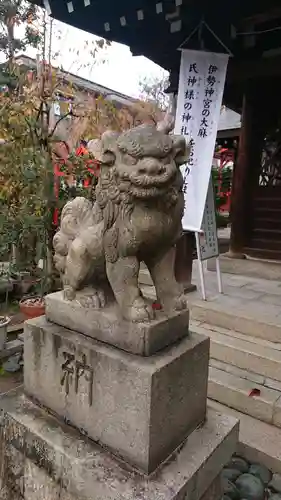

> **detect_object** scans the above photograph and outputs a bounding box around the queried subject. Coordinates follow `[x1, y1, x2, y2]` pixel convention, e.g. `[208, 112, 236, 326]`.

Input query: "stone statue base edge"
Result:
[0, 389, 238, 500]
[45, 290, 190, 356]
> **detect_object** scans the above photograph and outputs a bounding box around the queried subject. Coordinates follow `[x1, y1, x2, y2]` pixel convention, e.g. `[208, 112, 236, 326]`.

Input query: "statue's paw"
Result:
[79, 289, 106, 309]
[173, 294, 188, 311]
[64, 286, 76, 301]
[124, 298, 155, 323]
[161, 293, 187, 312]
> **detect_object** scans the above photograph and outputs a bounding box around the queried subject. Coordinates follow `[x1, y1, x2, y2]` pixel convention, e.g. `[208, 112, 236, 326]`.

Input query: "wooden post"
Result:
[175, 232, 197, 292]
[228, 89, 253, 258]
[228, 84, 266, 258]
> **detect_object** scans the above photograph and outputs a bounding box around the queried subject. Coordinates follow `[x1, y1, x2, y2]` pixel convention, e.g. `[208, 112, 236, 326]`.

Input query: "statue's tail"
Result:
[53, 197, 94, 274]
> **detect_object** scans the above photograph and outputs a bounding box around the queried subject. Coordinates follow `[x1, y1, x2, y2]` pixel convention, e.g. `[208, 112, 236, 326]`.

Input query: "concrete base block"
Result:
[24, 317, 209, 473]
[45, 291, 190, 356]
[0, 390, 238, 500]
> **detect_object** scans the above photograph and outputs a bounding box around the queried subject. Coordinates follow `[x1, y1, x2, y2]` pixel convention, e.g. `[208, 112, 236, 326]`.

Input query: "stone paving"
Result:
[186, 267, 281, 499]
[190, 263, 281, 315]
[141, 263, 281, 328]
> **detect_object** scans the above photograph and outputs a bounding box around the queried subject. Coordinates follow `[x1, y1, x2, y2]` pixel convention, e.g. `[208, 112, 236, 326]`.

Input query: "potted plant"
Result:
[19, 253, 49, 320]
[12, 270, 36, 297]
[19, 296, 45, 320]
[0, 316, 10, 349]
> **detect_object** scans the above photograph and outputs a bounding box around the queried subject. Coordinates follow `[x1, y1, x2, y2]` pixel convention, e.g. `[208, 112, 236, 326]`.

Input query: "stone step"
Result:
[201, 322, 281, 351]
[208, 399, 281, 475]
[192, 322, 281, 382]
[209, 358, 281, 393]
[208, 366, 281, 427]
[190, 297, 281, 344]
[140, 278, 281, 344]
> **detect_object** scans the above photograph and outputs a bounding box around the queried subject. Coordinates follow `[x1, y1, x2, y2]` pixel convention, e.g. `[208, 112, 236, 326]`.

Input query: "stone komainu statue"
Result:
[53, 120, 190, 322]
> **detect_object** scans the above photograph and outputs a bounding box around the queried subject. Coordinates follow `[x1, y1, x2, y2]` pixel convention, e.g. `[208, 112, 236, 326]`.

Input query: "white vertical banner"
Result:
[174, 49, 229, 231]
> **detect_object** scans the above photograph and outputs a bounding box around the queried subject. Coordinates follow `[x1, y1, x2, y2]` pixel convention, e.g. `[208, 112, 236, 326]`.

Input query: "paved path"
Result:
[190, 264, 281, 324]
[141, 263, 281, 327]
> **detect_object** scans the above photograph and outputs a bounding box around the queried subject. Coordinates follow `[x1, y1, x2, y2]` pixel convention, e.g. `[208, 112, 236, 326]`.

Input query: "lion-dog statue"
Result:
[53, 119, 190, 322]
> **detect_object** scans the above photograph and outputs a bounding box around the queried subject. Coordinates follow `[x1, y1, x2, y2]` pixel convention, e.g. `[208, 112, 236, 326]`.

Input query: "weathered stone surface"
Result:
[0, 390, 239, 500]
[249, 463, 272, 485]
[45, 291, 190, 356]
[24, 316, 209, 473]
[53, 121, 190, 323]
[235, 473, 265, 500]
[269, 473, 281, 493]
[199, 475, 222, 500]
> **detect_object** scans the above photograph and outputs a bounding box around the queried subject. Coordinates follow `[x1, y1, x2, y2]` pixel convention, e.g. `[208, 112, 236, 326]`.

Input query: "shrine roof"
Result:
[32, 0, 281, 86]
[218, 107, 241, 132]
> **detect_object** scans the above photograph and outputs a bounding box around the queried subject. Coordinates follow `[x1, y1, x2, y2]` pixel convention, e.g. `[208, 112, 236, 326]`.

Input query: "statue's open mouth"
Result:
[129, 185, 170, 199]
[128, 164, 176, 189]
[116, 164, 177, 199]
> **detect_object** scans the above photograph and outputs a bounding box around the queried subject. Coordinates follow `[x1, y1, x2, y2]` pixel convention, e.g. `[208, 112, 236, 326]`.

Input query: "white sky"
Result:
[0, 16, 166, 98]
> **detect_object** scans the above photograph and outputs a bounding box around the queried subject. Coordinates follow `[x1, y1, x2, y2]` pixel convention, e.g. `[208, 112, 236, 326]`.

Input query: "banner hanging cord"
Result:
[178, 19, 233, 56]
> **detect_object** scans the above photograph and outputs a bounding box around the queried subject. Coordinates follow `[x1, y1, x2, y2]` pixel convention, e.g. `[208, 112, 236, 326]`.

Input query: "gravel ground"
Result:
[222, 455, 281, 500]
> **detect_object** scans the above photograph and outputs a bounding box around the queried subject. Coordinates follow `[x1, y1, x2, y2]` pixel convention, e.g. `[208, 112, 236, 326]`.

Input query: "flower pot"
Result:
[19, 297, 45, 320]
[0, 316, 10, 350]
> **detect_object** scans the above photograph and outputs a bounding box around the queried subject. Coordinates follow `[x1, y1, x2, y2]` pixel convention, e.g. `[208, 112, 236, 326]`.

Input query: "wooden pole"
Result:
[228, 90, 252, 258]
[228, 84, 266, 258]
[175, 232, 197, 292]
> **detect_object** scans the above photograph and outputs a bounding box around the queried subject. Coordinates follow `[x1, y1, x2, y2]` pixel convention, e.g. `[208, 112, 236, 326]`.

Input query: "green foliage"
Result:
[0, 52, 161, 298]
[0, 0, 42, 60]
[138, 72, 169, 111]
[0, 75, 102, 292]
[0, 77, 58, 293]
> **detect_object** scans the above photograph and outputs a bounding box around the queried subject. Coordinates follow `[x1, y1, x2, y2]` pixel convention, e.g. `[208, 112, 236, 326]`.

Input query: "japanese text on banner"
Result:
[174, 50, 229, 231]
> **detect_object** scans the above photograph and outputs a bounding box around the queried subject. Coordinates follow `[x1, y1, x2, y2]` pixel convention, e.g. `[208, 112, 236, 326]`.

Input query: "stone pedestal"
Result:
[45, 291, 190, 356]
[0, 301, 239, 499]
[0, 390, 238, 500]
[24, 317, 209, 473]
